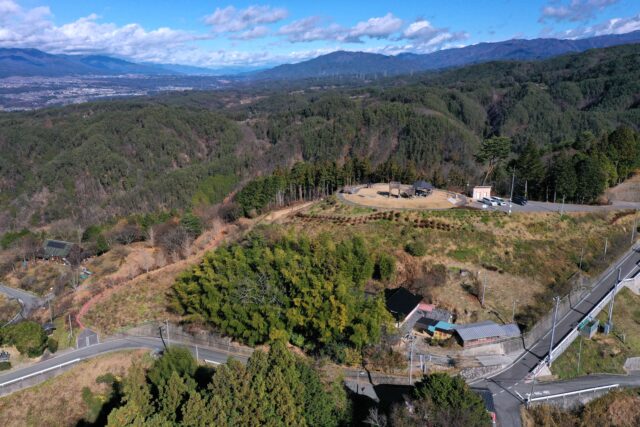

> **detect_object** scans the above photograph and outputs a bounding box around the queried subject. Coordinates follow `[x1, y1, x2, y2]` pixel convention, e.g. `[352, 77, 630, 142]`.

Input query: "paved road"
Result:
[475, 245, 640, 426]
[346, 372, 640, 423]
[0, 336, 249, 390]
[338, 187, 640, 213]
[0, 284, 44, 324]
[483, 199, 640, 214]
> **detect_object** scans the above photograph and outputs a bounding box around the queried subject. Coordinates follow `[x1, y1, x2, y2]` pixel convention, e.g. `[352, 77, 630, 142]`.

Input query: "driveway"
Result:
[0, 284, 44, 324]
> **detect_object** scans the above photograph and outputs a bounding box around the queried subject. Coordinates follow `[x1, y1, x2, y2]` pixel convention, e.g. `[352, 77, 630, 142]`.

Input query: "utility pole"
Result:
[548, 296, 561, 367]
[512, 299, 518, 323]
[509, 168, 515, 216]
[481, 272, 487, 308]
[605, 268, 622, 334]
[604, 238, 608, 259]
[579, 247, 585, 271]
[195, 345, 199, 362]
[68, 313, 74, 347]
[408, 335, 416, 385]
[165, 319, 170, 347]
[560, 196, 565, 216]
[158, 326, 167, 350]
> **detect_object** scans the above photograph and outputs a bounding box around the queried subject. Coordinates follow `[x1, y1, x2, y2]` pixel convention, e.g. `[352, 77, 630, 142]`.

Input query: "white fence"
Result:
[0, 358, 82, 396]
[530, 273, 637, 379]
[528, 384, 619, 404]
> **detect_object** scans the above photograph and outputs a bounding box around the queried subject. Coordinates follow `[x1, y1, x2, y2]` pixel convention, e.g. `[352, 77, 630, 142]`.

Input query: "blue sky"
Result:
[2, 0, 640, 68]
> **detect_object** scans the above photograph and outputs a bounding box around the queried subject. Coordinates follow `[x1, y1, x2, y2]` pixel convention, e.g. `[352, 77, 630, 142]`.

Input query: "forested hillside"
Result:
[1, 44, 639, 232]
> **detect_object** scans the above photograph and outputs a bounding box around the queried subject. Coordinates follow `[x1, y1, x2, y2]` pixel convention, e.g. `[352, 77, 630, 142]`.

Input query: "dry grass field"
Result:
[0, 293, 20, 323]
[286, 198, 637, 327]
[0, 350, 146, 427]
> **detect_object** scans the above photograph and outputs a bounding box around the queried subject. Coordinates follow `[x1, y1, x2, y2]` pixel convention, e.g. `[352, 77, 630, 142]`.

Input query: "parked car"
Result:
[490, 196, 506, 206]
[482, 197, 498, 206]
[512, 195, 528, 205]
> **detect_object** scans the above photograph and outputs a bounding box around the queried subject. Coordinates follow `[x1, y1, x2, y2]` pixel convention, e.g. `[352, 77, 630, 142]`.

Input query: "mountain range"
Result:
[256, 30, 640, 79]
[1, 30, 639, 80]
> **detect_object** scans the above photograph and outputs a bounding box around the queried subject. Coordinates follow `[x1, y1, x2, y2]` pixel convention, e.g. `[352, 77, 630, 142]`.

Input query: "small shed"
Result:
[385, 287, 423, 327]
[454, 321, 520, 347]
[413, 180, 434, 197]
[418, 302, 453, 323]
[426, 321, 456, 340]
[579, 318, 599, 339]
[472, 186, 492, 201]
[414, 317, 438, 333]
[43, 239, 74, 259]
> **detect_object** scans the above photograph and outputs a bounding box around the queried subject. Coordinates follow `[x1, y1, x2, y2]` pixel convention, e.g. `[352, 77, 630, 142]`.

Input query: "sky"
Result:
[1, 0, 639, 69]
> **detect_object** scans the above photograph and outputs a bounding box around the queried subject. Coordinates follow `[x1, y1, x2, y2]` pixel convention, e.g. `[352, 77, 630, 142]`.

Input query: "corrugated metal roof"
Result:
[454, 321, 520, 341]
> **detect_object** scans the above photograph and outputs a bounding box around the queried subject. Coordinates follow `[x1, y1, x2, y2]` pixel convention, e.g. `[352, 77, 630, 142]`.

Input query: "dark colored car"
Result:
[512, 195, 528, 205]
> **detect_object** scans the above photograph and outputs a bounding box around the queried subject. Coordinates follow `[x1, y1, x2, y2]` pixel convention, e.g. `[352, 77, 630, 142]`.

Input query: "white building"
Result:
[472, 186, 492, 200]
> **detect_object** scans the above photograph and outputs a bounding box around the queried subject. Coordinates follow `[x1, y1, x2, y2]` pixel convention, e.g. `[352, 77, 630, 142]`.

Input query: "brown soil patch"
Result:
[342, 184, 463, 210]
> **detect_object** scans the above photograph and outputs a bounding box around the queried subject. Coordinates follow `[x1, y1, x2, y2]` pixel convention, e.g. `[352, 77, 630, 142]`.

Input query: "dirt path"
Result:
[76, 201, 314, 329]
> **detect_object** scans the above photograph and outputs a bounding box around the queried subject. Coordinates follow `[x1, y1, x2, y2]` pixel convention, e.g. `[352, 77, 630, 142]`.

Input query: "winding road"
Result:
[2, 238, 640, 425]
[0, 335, 250, 392]
[475, 244, 640, 426]
[0, 284, 43, 325]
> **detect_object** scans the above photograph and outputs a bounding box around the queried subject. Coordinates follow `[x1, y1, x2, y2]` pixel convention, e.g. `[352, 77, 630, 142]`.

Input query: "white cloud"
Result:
[344, 13, 403, 42]
[548, 12, 640, 38]
[277, 16, 344, 42]
[400, 19, 468, 52]
[204, 5, 287, 33]
[278, 13, 403, 43]
[0, 3, 210, 64]
[230, 26, 270, 40]
[0, 0, 19, 14]
[539, 0, 618, 23]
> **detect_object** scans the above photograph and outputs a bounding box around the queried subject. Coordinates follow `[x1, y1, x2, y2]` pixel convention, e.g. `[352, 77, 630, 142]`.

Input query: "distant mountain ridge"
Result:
[1, 30, 640, 79]
[0, 48, 171, 77]
[255, 30, 640, 80]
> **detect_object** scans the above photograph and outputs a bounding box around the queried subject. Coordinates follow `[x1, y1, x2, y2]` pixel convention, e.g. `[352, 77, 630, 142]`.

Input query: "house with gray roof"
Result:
[42, 239, 74, 260]
[454, 320, 520, 347]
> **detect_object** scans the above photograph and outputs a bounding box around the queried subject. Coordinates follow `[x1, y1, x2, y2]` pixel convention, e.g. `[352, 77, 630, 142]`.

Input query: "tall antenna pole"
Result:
[606, 268, 622, 334]
[509, 168, 515, 216]
[481, 272, 487, 308]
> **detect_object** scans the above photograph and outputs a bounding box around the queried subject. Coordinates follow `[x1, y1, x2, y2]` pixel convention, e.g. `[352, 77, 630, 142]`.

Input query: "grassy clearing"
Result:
[288, 202, 636, 327]
[81, 268, 180, 334]
[4, 261, 71, 296]
[0, 294, 20, 323]
[49, 316, 78, 351]
[0, 350, 147, 427]
[551, 288, 640, 379]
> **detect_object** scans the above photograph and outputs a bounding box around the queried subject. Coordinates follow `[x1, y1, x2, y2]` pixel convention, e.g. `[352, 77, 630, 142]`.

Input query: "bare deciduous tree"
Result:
[139, 250, 155, 274]
[364, 408, 388, 427]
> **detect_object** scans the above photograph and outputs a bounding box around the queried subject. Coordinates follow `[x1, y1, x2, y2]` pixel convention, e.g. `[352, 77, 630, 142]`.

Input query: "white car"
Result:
[491, 196, 506, 206]
[482, 197, 498, 206]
